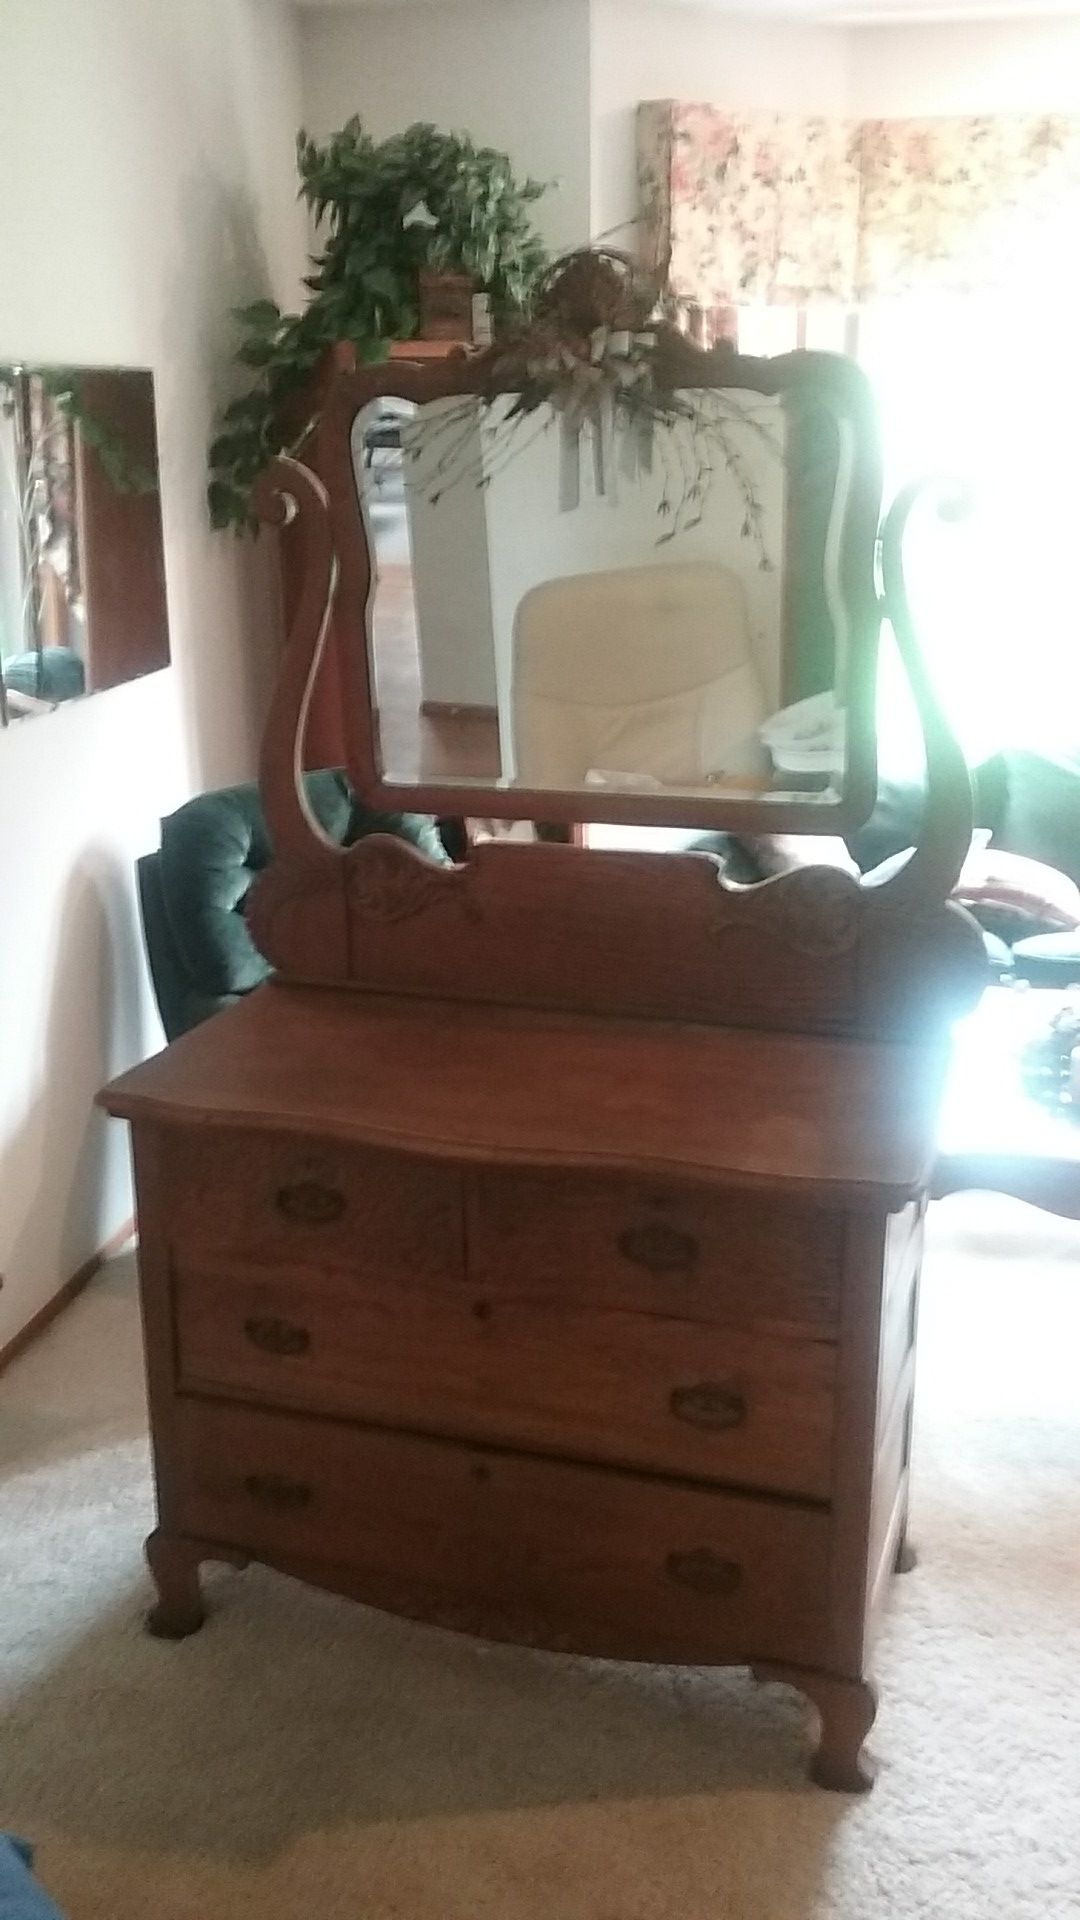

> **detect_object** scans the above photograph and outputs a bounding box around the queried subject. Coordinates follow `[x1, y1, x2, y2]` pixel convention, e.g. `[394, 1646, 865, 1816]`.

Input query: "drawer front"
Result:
[174, 1259, 836, 1499]
[161, 1126, 463, 1280]
[172, 1398, 832, 1667]
[468, 1170, 842, 1338]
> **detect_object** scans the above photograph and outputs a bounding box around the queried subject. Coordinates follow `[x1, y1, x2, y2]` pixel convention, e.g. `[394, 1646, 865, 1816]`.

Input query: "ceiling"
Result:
[295, 0, 1080, 19]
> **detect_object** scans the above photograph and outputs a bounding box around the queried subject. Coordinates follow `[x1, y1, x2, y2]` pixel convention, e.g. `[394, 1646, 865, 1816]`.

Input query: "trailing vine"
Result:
[208, 118, 549, 532]
[0, 366, 158, 496]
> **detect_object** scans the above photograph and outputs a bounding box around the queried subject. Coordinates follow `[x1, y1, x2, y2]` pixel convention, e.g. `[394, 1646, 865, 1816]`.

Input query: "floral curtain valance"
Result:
[857, 114, 1080, 300]
[638, 102, 860, 307]
[638, 100, 1080, 308]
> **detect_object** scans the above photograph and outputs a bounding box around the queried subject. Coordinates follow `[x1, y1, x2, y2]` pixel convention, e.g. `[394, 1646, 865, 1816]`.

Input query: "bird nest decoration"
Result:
[403, 247, 779, 563]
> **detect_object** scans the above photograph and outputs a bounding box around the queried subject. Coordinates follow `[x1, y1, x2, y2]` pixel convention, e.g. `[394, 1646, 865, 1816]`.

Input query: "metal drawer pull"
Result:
[275, 1180, 346, 1226]
[243, 1472, 313, 1512]
[617, 1222, 698, 1274]
[665, 1548, 743, 1596]
[669, 1382, 747, 1431]
[243, 1316, 311, 1358]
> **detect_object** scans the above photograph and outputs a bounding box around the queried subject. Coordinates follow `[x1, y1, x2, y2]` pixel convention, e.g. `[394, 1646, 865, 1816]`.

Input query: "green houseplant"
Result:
[208, 118, 549, 531]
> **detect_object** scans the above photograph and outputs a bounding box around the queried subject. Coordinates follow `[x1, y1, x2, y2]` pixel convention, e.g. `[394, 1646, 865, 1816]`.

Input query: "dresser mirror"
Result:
[0, 364, 169, 727]
[295, 330, 884, 835]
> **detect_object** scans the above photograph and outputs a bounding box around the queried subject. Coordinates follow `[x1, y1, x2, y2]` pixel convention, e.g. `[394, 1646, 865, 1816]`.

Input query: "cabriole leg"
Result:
[752, 1663, 878, 1793]
[145, 1528, 209, 1638]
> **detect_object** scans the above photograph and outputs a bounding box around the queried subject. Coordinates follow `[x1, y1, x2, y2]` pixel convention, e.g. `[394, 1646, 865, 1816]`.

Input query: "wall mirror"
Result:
[286, 330, 885, 834]
[0, 365, 169, 727]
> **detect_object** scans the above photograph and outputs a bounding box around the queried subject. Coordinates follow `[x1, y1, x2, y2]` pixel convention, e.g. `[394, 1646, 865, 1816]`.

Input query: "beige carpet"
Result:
[2, 1194, 1079, 1920]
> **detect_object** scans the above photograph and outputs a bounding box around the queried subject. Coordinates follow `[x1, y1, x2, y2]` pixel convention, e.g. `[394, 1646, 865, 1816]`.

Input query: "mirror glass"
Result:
[0, 365, 169, 726]
[354, 382, 860, 806]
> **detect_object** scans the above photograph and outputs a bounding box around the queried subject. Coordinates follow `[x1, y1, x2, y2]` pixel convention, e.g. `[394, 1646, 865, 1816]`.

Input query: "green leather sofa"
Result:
[137, 770, 447, 1040]
[846, 748, 1080, 981]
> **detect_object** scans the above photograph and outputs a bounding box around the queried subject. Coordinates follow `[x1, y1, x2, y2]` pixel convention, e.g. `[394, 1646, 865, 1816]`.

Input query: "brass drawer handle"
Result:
[617, 1222, 698, 1275]
[243, 1315, 311, 1358]
[665, 1548, 743, 1596]
[242, 1472, 313, 1512]
[275, 1180, 346, 1226]
[669, 1381, 747, 1431]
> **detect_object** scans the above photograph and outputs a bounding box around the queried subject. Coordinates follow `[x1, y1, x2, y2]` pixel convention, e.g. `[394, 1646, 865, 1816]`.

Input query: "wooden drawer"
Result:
[160, 1126, 462, 1280]
[468, 1170, 842, 1338]
[171, 1397, 832, 1667]
[174, 1258, 836, 1498]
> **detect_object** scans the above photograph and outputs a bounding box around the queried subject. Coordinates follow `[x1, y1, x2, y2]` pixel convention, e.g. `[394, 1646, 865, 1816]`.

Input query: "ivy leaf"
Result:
[236, 337, 278, 368]
[232, 298, 282, 332]
[209, 116, 549, 532]
[364, 266, 400, 301]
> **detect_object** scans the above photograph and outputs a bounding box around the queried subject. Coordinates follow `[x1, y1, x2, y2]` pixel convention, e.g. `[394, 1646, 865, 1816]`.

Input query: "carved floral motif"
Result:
[346, 836, 455, 923]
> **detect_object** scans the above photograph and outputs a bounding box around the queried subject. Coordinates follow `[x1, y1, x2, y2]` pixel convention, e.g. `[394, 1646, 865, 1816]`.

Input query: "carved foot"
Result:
[752, 1664, 878, 1793]
[894, 1533, 918, 1574]
[145, 1529, 208, 1637]
[145, 1530, 246, 1637]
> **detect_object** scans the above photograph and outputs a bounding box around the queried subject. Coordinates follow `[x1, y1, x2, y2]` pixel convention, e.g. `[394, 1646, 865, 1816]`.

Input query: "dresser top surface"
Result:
[100, 983, 948, 1207]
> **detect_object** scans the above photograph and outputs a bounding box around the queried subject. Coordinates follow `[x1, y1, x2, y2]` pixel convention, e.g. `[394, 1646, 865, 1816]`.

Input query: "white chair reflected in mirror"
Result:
[510, 561, 771, 801]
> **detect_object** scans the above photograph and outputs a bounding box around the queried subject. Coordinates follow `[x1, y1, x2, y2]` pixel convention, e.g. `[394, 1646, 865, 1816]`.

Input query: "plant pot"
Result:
[418, 269, 477, 342]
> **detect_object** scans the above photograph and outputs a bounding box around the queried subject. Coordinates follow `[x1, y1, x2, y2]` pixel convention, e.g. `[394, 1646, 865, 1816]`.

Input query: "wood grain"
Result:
[99, 983, 954, 1211]
[246, 831, 987, 1040]
[468, 1168, 843, 1335]
[173, 1250, 836, 1498]
[161, 1126, 463, 1280]
[170, 1395, 833, 1666]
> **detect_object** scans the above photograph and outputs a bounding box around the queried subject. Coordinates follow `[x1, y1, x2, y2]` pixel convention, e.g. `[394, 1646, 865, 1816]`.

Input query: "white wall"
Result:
[299, 0, 593, 253]
[402, 403, 498, 710]
[849, 16, 1080, 117]
[589, 0, 852, 245]
[0, 0, 307, 1351]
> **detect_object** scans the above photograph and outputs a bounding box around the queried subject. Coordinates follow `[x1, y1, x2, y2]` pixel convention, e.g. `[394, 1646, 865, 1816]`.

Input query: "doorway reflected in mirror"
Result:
[355, 396, 500, 786]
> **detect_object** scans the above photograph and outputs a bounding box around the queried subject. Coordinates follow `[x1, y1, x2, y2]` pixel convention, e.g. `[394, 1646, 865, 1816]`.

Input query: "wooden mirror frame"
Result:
[259, 329, 885, 836]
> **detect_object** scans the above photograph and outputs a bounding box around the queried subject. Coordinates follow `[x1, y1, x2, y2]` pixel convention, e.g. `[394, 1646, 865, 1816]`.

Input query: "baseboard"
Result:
[0, 1217, 136, 1374]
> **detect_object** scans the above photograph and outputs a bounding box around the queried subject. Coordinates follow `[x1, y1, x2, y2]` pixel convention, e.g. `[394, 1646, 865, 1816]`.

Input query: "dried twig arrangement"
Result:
[402, 248, 781, 565]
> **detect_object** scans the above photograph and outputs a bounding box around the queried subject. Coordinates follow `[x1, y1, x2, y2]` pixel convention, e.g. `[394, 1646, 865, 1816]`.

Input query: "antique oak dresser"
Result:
[100, 331, 985, 1792]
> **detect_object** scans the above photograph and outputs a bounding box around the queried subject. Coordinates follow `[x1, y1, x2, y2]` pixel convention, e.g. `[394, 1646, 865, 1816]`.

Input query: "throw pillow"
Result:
[953, 847, 1080, 936]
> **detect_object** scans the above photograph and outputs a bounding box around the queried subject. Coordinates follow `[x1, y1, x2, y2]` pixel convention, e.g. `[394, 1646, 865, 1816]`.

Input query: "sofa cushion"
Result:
[995, 750, 1080, 889]
[157, 780, 290, 999]
[1010, 930, 1080, 986]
